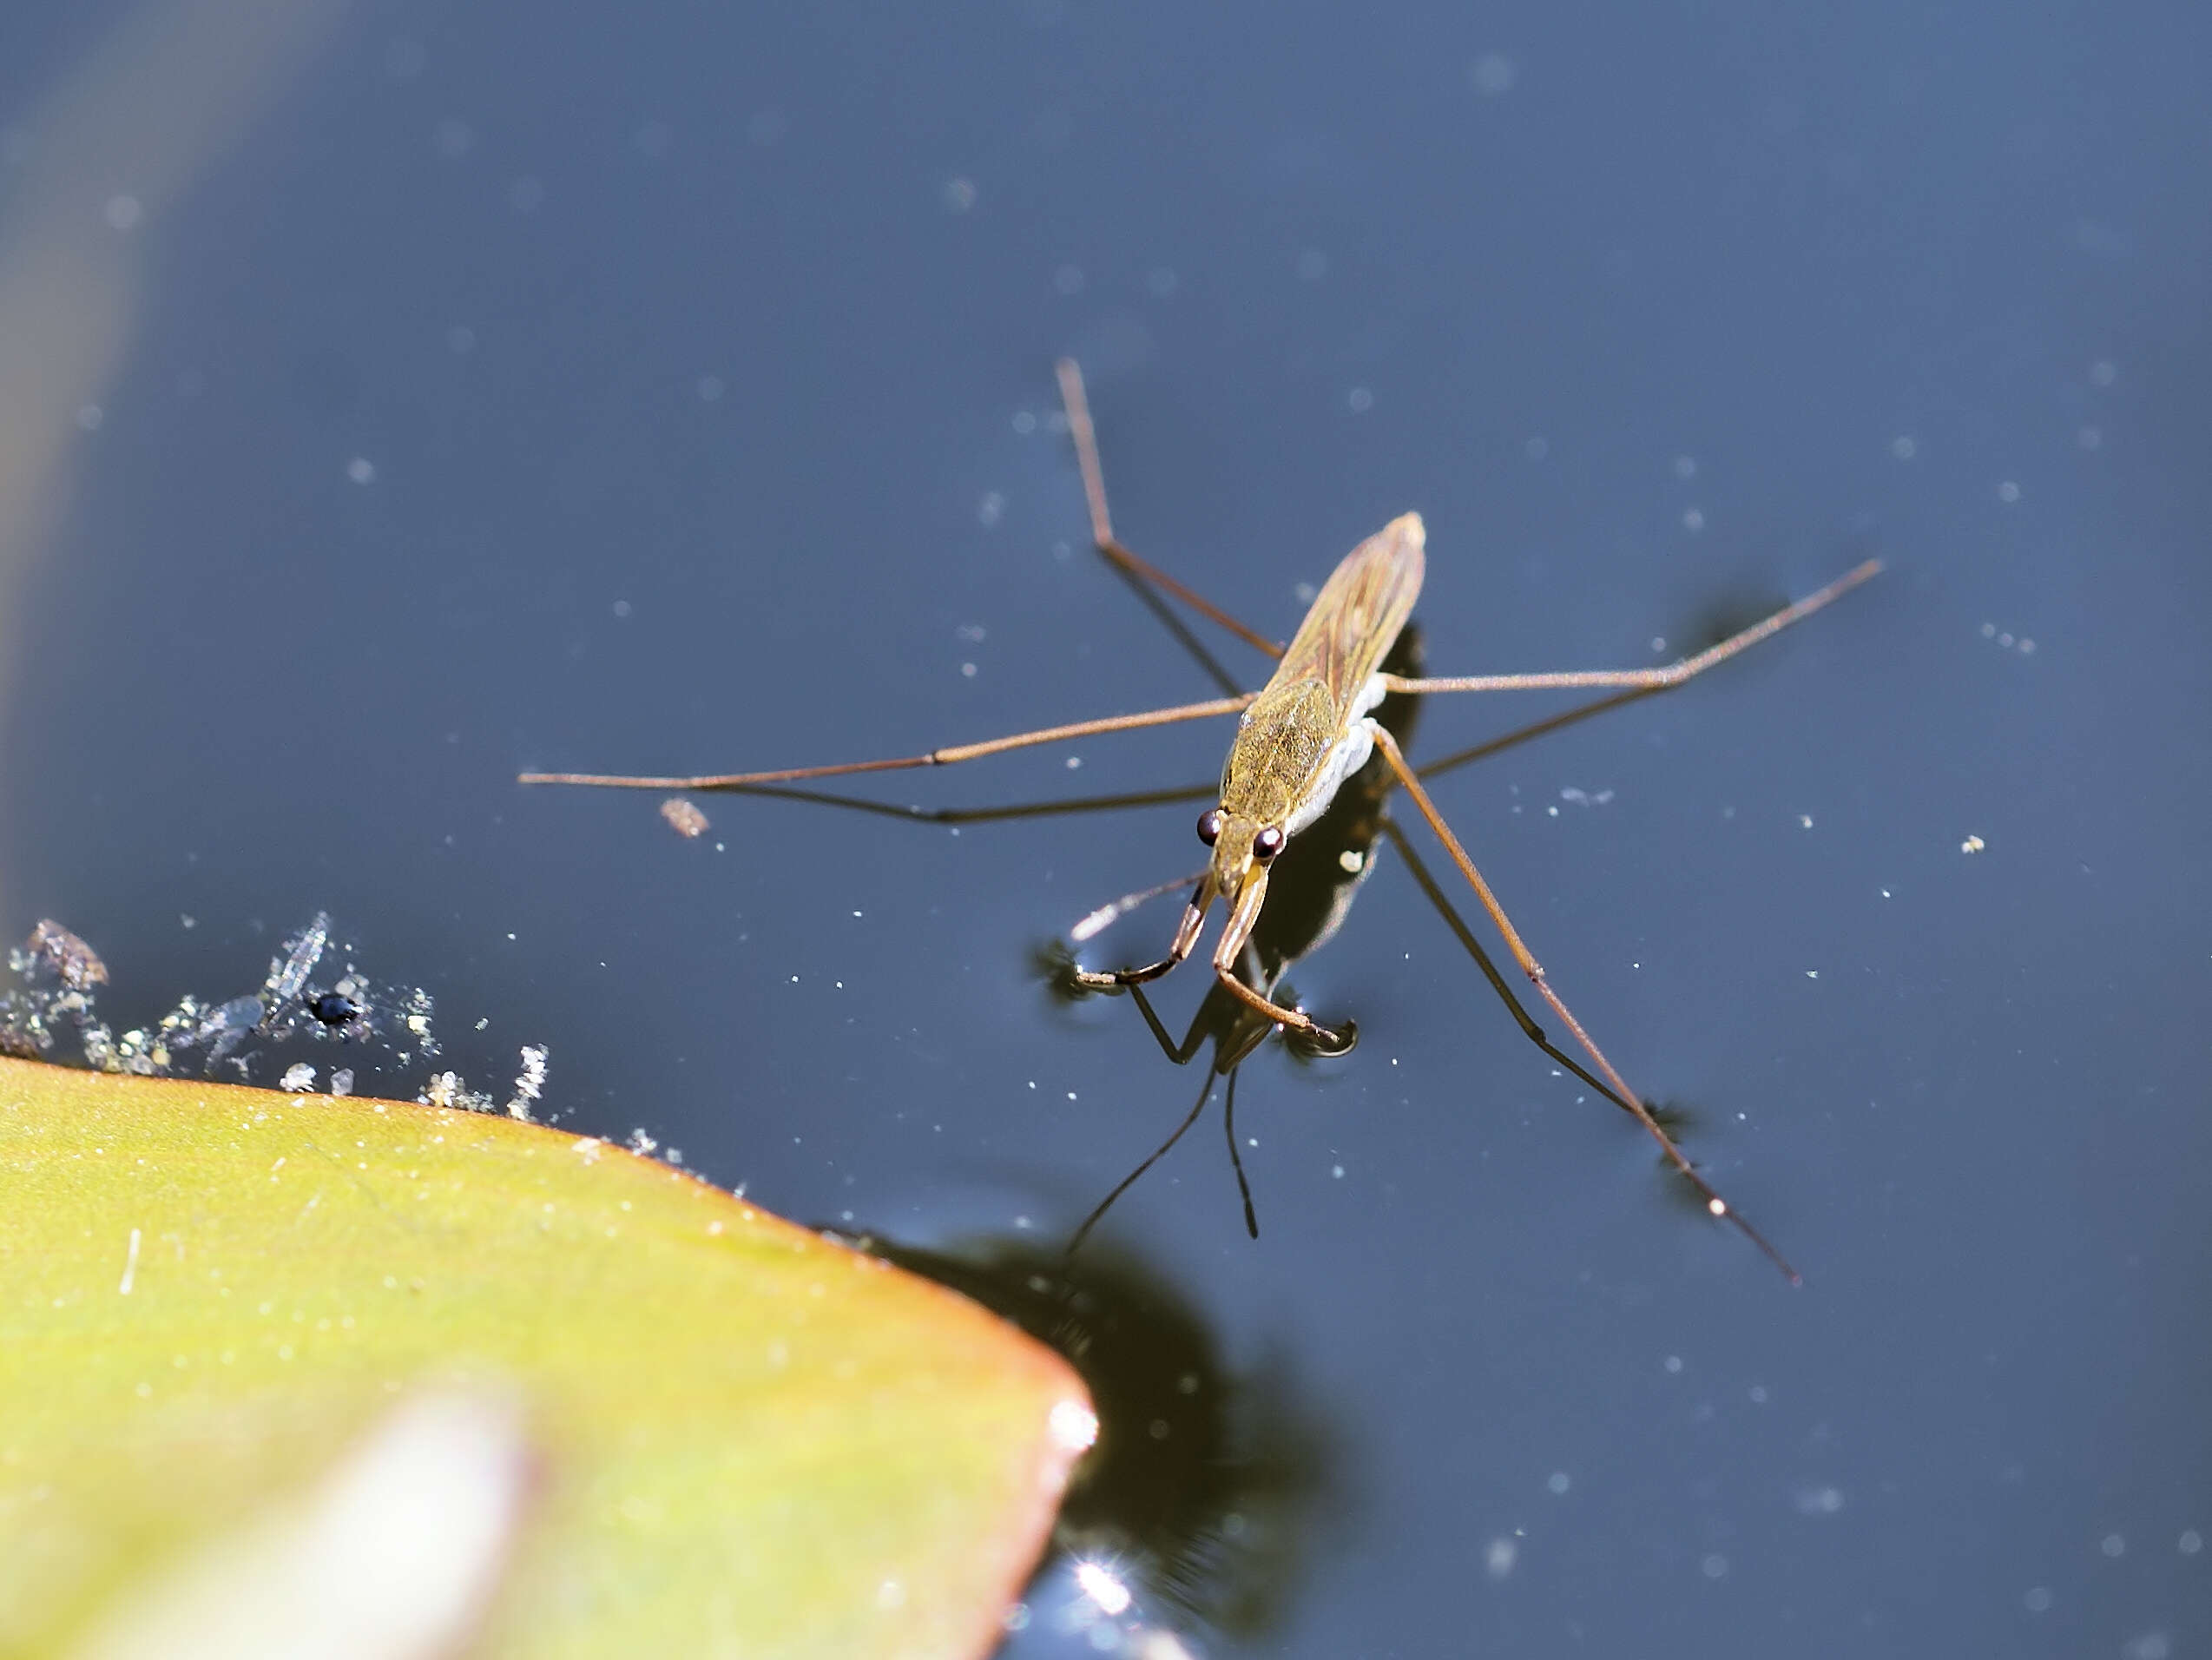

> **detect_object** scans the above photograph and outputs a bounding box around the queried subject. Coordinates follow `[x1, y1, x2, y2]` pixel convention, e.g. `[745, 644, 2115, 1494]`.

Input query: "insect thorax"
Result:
[1220, 678, 1339, 822]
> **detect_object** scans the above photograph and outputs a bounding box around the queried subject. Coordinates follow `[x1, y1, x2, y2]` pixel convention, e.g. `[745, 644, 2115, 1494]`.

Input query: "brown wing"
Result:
[1267, 512, 1426, 723]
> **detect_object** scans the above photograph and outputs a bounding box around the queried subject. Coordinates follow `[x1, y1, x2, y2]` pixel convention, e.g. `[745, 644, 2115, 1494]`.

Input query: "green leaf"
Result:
[0, 1055, 1091, 1657]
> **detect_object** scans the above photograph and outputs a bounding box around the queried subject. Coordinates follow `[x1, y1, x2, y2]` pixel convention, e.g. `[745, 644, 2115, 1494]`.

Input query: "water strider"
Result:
[522, 362, 1881, 1281]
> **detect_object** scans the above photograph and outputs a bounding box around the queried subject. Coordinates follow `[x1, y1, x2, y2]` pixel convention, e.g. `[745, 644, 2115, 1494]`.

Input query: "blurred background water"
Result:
[3, 1, 2208, 1654]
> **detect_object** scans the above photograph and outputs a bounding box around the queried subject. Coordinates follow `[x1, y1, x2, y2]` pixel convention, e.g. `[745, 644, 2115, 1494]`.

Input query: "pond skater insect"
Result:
[522, 363, 1881, 1281]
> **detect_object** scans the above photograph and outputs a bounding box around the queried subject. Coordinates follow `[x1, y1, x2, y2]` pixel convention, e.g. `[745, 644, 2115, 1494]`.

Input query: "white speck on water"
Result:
[1795, 1485, 1846, 1516]
[1673, 455, 1697, 479]
[1663, 1354, 1683, 1373]
[2178, 1529, 2202, 1555]
[1012, 409, 1037, 434]
[1682, 507, 1705, 531]
[280, 1063, 316, 1091]
[1962, 833, 1986, 854]
[1702, 1554, 1729, 1580]
[1749, 1385, 1768, 1403]
[1485, 1538, 1518, 1578]
[1890, 435, 1917, 460]
[2090, 358, 2118, 385]
[978, 491, 1004, 527]
[1348, 386, 1373, 412]
[2102, 1532, 2126, 1558]
[612, 599, 632, 617]
[1064, 754, 1082, 769]
[1997, 480, 2021, 503]
[1799, 814, 1814, 829]
[1469, 52, 1517, 95]
[1332, 1164, 1345, 1177]
[1294, 582, 1318, 603]
[2024, 1587, 2053, 1613]
[1880, 888, 1892, 899]
[1806, 970, 1819, 979]
[346, 457, 376, 484]
[942, 175, 977, 212]
[2077, 424, 2103, 450]
[1547, 1472, 1570, 1495]
[960, 662, 978, 677]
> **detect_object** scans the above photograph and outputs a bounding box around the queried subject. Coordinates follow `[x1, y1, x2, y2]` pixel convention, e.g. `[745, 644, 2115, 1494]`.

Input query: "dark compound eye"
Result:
[1196, 808, 1226, 846]
[1252, 826, 1287, 862]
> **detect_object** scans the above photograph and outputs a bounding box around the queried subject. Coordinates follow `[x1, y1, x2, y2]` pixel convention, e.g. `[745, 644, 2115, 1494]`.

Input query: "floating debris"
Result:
[280, 1063, 316, 1092]
[1961, 834, 1986, 854]
[2, 913, 440, 1090]
[25, 920, 108, 991]
[256, 912, 331, 1034]
[3, 919, 109, 1057]
[660, 797, 710, 839]
[421, 1070, 496, 1113]
[504, 1044, 549, 1121]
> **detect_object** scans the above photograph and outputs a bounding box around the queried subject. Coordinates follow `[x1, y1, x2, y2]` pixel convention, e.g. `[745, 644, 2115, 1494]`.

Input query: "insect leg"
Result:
[1072, 879, 1214, 991]
[1206, 873, 1358, 1056]
[1377, 558, 1881, 697]
[1057, 359, 1285, 662]
[1367, 721, 1801, 1284]
[519, 695, 1252, 789]
[1377, 819, 1635, 1115]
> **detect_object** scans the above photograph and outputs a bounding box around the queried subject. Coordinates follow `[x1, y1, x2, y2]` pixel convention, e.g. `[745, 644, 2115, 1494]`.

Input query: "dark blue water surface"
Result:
[4, 2, 2209, 1655]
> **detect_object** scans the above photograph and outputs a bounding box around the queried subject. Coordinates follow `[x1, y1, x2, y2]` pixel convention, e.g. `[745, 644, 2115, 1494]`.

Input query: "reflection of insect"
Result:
[523, 363, 1880, 1281]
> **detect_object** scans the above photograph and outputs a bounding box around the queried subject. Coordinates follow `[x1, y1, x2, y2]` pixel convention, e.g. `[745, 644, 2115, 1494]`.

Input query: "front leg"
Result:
[1073, 879, 1214, 989]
